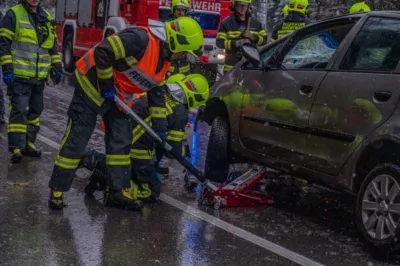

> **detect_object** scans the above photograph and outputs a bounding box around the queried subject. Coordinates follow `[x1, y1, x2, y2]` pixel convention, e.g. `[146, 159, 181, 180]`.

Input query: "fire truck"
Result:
[55, 0, 232, 82]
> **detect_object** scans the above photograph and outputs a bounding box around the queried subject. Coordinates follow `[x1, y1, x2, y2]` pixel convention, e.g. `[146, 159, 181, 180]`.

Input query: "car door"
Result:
[239, 18, 359, 166]
[305, 15, 400, 175]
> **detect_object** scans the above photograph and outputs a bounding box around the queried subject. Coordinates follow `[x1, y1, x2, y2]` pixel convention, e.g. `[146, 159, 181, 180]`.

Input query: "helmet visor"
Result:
[166, 83, 187, 104]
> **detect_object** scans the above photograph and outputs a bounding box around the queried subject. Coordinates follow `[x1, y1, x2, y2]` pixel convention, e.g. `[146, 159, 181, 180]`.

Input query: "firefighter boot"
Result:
[48, 190, 64, 210]
[106, 188, 144, 211]
[84, 169, 107, 196]
[11, 148, 22, 163]
[22, 141, 42, 158]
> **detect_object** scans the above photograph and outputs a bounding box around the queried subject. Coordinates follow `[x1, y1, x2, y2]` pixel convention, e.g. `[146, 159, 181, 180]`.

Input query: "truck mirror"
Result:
[241, 43, 260, 67]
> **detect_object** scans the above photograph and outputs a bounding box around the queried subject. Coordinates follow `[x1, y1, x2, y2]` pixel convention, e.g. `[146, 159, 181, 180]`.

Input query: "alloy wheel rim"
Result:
[362, 174, 400, 240]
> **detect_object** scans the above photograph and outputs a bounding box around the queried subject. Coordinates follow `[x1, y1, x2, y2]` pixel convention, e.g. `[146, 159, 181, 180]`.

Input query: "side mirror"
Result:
[241, 43, 260, 67]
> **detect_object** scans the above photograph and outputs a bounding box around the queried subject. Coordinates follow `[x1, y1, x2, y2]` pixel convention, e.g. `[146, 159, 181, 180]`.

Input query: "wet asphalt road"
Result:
[0, 79, 399, 266]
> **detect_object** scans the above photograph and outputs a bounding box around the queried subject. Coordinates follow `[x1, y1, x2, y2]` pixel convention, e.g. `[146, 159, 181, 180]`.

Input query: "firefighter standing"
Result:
[216, 0, 267, 73]
[79, 73, 209, 202]
[271, 0, 311, 42]
[47, 17, 204, 211]
[0, 0, 62, 162]
[166, 0, 191, 77]
[349, 2, 371, 14]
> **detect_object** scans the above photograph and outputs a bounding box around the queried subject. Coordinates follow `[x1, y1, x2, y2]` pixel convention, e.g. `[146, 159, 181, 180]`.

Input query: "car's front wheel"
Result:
[204, 117, 230, 183]
[355, 163, 400, 249]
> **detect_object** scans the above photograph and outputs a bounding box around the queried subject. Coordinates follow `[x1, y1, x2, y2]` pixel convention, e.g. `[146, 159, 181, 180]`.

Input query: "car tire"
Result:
[355, 163, 400, 249]
[204, 117, 230, 183]
[63, 34, 75, 73]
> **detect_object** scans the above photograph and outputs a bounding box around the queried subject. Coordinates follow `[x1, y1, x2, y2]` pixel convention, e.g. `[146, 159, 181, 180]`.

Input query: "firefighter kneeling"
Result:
[47, 17, 204, 211]
[78, 74, 210, 202]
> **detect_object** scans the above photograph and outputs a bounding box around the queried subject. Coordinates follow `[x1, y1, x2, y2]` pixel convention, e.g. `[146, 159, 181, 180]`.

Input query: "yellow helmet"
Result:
[233, 0, 252, 8]
[283, 5, 289, 18]
[166, 73, 186, 84]
[165, 17, 204, 57]
[288, 0, 309, 15]
[349, 2, 371, 14]
[166, 74, 209, 109]
[171, 0, 190, 14]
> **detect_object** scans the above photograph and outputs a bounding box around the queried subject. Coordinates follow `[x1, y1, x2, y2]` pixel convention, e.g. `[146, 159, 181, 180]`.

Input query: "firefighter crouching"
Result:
[216, 0, 267, 74]
[79, 74, 210, 202]
[47, 17, 204, 211]
[0, 0, 62, 163]
[156, 0, 192, 176]
[271, 0, 311, 42]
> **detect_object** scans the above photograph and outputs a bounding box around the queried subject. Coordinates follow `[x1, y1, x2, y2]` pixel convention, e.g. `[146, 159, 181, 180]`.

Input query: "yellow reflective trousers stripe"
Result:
[106, 154, 130, 166]
[8, 123, 27, 133]
[130, 149, 155, 160]
[55, 154, 80, 169]
[166, 130, 185, 142]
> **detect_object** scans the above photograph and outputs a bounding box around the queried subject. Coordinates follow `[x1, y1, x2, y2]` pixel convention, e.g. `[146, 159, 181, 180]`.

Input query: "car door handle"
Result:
[373, 91, 392, 102]
[300, 85, 313, 94]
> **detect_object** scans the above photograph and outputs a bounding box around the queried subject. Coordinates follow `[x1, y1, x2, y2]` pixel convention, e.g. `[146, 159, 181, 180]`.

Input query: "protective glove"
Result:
[3, 72, 14, 86]
[242, 30, 259, 43]
[102, 87, 116, 101]
[234, 39, 251, 48]
[56, 71, 63, 84]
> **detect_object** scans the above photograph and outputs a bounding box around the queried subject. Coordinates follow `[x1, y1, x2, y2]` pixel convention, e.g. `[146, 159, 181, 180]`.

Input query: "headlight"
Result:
[217, 54, 225, 60]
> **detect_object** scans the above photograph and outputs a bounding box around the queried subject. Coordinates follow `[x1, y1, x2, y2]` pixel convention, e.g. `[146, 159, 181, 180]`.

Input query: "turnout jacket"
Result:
[216, 14, 267, 71]
[76, 27, 169, 132]
[129, 92, 188, 165]
[271, 11, 312, 41]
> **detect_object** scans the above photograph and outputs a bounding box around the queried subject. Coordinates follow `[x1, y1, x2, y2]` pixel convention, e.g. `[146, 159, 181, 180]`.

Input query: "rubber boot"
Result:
[106, 189, 143, 211]
[22, 141, 42, 158]
[11, 148, 22, 163]
[84, 169, 107, 196]
[48, 190, 64, 210]
[0, 114, 5, 124]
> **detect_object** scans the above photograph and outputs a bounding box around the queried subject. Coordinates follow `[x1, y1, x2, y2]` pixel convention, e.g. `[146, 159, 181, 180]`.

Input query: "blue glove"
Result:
[319, 32, 338, 49]
[102, 87, 116, 101]
[56, 71, 63, 83]
[157, 131, 166, 144]
[3, 72, 14, 86]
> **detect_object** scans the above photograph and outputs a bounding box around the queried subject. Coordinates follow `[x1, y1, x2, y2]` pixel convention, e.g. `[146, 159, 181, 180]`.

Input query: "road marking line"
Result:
[36, 133, 324, 266]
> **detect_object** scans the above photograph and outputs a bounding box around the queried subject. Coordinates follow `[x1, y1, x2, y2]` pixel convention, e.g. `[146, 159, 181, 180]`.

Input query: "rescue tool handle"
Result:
[114, 96, 216, 190]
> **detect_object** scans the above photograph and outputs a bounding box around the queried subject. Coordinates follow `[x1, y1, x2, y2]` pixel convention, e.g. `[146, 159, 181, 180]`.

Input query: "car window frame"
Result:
[331, 13, 400, 74]
[240, 37, 288, 71]
[268, 17, 362, 72]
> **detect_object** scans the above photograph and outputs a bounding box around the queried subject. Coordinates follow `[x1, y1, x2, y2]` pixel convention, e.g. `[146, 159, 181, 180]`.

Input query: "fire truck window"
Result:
[188, 11, 220, 31]
[159, 8, 170, 22]
[95, 0, 110, 29]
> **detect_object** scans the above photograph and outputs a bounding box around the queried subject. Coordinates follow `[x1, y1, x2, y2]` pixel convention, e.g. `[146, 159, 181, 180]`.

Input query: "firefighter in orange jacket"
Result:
[48, 18, 204, 211]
